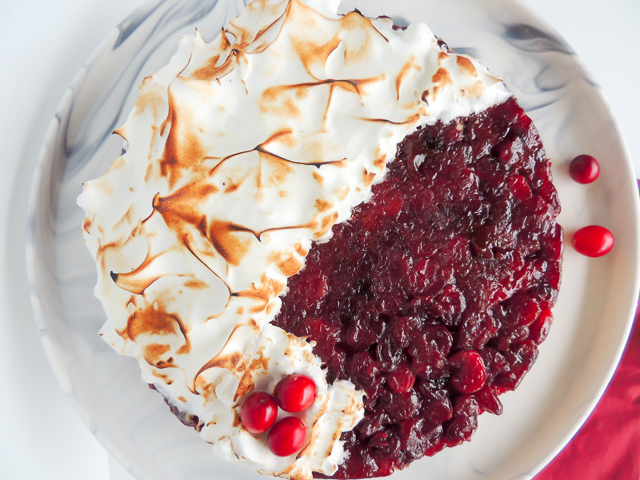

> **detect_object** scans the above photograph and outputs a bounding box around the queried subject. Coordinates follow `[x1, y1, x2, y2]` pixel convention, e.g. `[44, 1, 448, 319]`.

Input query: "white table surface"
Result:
[1, 1, 639, 479]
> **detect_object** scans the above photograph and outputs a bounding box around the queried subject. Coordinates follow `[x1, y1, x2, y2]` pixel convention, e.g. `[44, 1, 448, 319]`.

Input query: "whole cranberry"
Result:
[569, 154, 600, 184]
[240, 392, 277, 434]
[274, 374, 317, 412]
[267, 417, 307, 456]
[529, 310, 553, 344]
[387, 364, 416, 394]
[572, 225, 614, 257]
[448, 350, 487, 394]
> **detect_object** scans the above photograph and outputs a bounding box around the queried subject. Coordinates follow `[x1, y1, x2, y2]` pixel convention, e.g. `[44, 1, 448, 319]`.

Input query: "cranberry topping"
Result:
[268, 417, 308, 457]
[569, 154, 600, 184]
[240, 392, 278, 434]
[274, 98, 562, 478]
[274, 374, 318, 413]
[572, 225, 614, 257]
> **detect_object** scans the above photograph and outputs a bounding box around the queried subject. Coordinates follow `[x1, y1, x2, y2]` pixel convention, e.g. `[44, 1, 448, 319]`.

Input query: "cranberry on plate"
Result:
[569, 154, 600, 184]
[572, 225, 614, 257]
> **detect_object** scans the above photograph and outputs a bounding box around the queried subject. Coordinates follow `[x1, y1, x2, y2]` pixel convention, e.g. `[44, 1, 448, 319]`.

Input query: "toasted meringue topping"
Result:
[78, 0, 511, 478]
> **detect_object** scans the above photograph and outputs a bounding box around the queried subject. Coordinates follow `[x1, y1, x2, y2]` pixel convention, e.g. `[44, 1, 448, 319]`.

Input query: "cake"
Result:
[77, 0, 562, 478]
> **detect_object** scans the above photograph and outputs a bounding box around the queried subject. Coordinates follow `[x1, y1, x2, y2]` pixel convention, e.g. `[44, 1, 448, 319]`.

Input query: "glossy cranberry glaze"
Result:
[274, 98, 562, 478]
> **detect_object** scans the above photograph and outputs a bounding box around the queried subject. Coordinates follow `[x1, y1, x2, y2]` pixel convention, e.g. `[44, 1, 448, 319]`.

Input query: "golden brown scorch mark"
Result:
[314, 199, 333, 213]
[190, 51, 224, 80]
[82, 215, 93, 233]
[362, 169, 376, 188]
[195, 352, 244, 386]
[233, 409, 242, 428]
[456, 56, 478, 77]
[315, 212, 339, 240]
[159, 89, 205, 188]
[143, 344, 171, 366]
[336, 186, 350, 201]
[227, 0, 289, 51]
[432, 67, 452, 86]
[284, 0, 389, 82]
[312, 170, 324, 186]
[123, 306, 187, 343]
[463, 81, 486, 99]
[261, 87, 302, 118]
[232, 274, 287, 312]
[298, 396, 330, 459]
[233, 351, 270, 402]
[269, 250, 303, 277]
[151, 370, 173, 384]
[192, 316, 263, 390]
[153, 185, 253, 264]
[285, 1, 343, 75]
[184, 279, 208, 289]
[294, 242, 308, 257]
[395, 56, 422, 100]
[373, 151, 386, 170]
[118, 303, 193, 369]
[204, 219, 253, 267]
[429, 67, 453, 100]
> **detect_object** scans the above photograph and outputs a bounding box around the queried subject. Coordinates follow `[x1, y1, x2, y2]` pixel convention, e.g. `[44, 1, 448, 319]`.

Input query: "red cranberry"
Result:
[369, 429, 401, 457]
[507, 174, 532, 200]
[529, 310, 553, 344]
[240, 392, 277, 434]
[569, 154, 600, 184]
[267, 417, 307, 456]
[274, 374, 317, 412]
[448, 350, 487, 394]
[572, 225, 614, 257]
[444, 395, 479, 446]
[387, 364, 415, 393]
[474, 386, 503, 415]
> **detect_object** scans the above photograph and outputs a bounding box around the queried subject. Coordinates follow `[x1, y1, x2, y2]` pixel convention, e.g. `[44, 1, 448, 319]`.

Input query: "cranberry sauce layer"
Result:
[273, 97, 562, 478]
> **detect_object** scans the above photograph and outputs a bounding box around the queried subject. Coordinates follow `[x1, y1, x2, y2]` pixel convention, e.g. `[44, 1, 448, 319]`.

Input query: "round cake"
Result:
[77, 0, 562, 478]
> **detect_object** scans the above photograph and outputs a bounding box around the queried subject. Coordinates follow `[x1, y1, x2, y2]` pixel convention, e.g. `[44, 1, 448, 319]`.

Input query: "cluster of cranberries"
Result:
[240, 374, 317, 457]
[275, 98, 562, 477]
[568, 154, 614, 257]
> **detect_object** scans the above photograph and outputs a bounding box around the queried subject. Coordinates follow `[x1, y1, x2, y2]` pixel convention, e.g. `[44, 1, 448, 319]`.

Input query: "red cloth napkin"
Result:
[535, 181, 640, 480]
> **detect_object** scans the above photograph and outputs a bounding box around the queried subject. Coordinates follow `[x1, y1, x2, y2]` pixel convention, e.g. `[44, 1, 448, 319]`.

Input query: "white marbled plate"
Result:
[26, 0, 640, 479]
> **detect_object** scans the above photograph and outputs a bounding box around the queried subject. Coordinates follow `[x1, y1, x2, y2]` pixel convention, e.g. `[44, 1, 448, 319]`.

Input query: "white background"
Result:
[1, 1, 638, 479]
